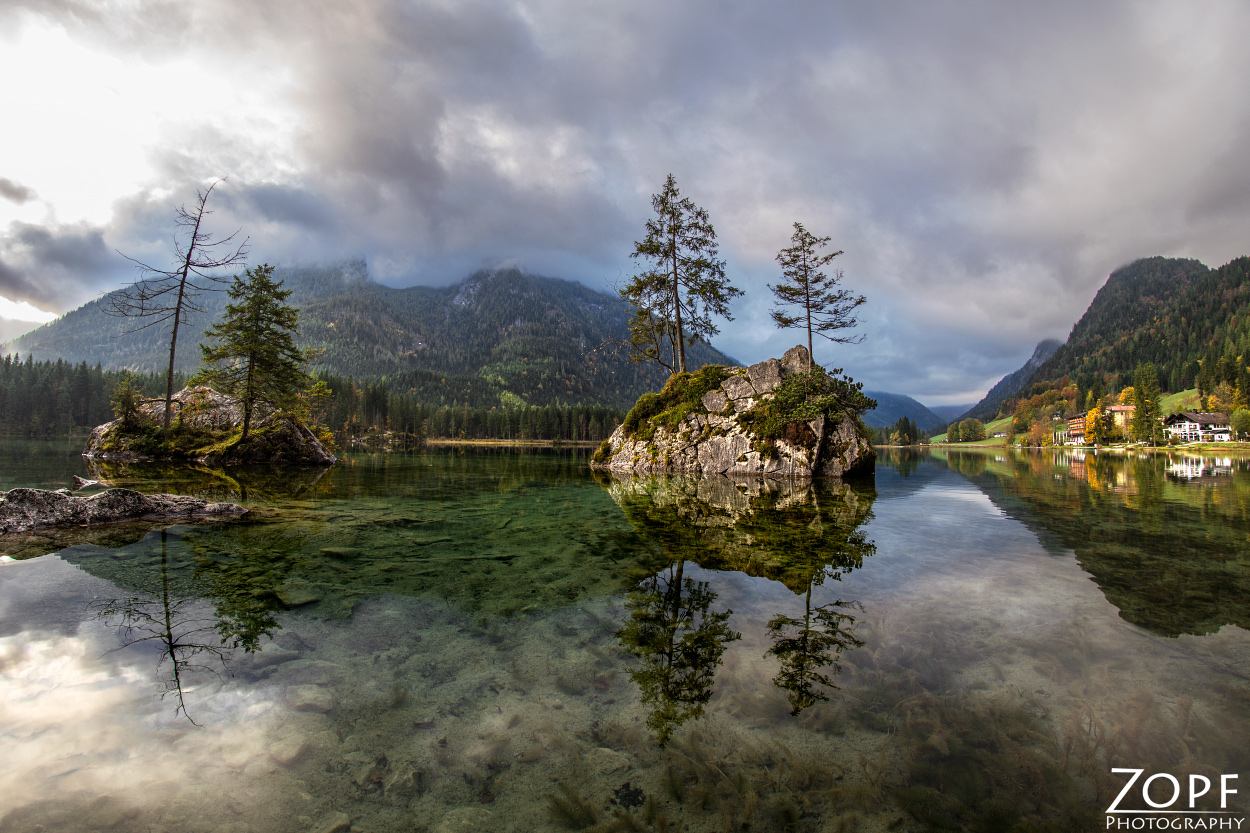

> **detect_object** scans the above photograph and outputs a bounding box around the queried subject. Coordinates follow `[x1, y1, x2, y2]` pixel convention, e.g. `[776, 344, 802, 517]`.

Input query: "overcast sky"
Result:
[2, 0, 1248, 404]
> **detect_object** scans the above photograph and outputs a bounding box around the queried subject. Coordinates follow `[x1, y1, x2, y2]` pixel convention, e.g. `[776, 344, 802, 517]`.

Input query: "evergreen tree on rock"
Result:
[195, 264, 309, 442]
[769, 222, 864, 373]
[620, 174, 742, 374]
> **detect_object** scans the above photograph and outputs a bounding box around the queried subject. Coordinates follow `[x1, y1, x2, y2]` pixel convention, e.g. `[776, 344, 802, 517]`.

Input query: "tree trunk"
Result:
[241, 348, 257, 442]
[672, 233, 686, 374]
[162, 207, 206, 433]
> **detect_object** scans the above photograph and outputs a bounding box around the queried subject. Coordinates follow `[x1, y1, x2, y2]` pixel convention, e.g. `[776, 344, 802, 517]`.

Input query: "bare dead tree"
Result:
[91, 530, 236, 724]
[101, 180, 248, 432]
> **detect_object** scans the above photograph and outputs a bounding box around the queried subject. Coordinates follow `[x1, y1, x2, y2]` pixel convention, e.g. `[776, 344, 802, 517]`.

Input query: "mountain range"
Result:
[2, 260, 985, 427]
[861, 391, 944, 431]
[4, 262, 740, 410]
[960, 255, 1250, 421]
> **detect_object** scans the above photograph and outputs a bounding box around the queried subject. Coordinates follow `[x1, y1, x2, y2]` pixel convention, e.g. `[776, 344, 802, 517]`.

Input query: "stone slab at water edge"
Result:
[591, 345, 875, 478]
[0, 487, 246, 534]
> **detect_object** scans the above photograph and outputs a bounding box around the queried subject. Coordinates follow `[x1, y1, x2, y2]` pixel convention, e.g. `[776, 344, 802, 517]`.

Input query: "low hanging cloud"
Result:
[0, 178, 35, 205]
[0, 221, 117, 310]
[3, 0, 1250, 399]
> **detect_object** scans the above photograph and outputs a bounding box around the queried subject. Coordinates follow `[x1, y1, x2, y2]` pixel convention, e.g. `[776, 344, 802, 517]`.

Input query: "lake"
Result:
[1, 441, 1248, 832]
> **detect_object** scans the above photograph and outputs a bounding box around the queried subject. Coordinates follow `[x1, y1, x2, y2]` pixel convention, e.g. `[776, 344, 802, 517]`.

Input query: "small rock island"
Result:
[84, 386, 336, 466]
[591, 346, 875, 478]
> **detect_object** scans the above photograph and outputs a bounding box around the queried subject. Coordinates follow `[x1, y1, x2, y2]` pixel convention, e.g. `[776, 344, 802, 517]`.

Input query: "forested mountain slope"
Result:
[1028, 256, 1218, 392]
[964, 255, 1250, 422]
[3, 262, 737, 410]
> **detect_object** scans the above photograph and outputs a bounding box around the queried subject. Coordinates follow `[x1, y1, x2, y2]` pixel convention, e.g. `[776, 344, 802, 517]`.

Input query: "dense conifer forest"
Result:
[0, 356, 621, 443]
[4, 263, 734, 412]
[0, 355, 163, 438]
[1028, 256, 1250, 398]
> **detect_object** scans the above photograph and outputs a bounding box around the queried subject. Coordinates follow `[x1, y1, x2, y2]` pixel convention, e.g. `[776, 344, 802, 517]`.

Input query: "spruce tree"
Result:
[769, 222, 865, 372]
[620, 174, 741, 374]
[195, 264, 308, 441]
[1131, 363, 1163, 444]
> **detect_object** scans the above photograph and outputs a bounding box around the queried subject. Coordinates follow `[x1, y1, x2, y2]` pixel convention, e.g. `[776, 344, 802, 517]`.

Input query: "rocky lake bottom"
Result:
[1, 442, 1248, 832]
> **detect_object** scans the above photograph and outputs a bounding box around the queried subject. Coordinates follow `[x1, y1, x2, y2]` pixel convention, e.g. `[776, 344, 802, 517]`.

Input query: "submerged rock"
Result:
[0, 487, 246, 534]
[592, 345, 874, 478]
[288, 685, 336, 713]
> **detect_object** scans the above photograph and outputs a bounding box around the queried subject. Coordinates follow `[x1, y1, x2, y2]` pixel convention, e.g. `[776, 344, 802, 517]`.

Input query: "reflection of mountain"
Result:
[603, 472, 877, 729]
[873, 448, 946, 501]
[939, 449, 1250, 638]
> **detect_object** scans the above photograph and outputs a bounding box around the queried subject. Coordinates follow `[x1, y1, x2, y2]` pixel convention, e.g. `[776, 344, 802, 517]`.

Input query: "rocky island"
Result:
[84, 386, 336, 466]
[591, 346, 875, 478]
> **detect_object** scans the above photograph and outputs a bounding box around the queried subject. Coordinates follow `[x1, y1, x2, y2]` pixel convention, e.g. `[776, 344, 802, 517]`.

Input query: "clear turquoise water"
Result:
[1, 442, 1248, 832]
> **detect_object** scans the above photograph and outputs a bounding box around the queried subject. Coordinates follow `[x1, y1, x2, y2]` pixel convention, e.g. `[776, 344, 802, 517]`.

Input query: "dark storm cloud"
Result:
[0, 178, 35, 204]
[4, 0, 1250, 397]
[0, 257, 43, 306]
[0, 222, 117, 309]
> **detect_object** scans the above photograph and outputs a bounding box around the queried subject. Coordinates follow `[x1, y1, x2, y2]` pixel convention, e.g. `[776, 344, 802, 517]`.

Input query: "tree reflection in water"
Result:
[606, 473, 876, 738]
[767, 594, 863, 715]
[90, 530, 263, 723]
[617, 555, 741, 746]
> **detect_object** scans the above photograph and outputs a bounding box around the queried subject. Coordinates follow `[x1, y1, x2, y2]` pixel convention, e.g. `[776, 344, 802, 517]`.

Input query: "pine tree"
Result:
[769, 222, 864, 372]
[620, 174, 742, 374]
[110, 371, 143, 427]
[1130, 363, 1162, 444]
[195, 264, 309, 441]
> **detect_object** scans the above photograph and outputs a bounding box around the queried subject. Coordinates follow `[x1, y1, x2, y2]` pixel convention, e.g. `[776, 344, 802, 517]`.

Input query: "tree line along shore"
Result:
[0, 355, 623, 446]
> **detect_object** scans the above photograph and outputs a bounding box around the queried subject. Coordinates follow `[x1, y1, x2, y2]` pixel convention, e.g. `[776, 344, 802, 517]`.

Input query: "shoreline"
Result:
[420, 438, 600, 448]
[894, 442, 1250, 455]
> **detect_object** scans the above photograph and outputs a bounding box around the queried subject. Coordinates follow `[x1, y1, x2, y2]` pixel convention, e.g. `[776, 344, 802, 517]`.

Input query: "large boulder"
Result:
[84, 386, 336, 466]
[201, 418, 337, 466]
[0, 487, 246, 534]
[592, 346, 874, 479]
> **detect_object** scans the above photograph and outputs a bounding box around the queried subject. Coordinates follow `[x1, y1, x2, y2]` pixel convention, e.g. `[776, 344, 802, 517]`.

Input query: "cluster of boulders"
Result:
[0, 487, 246, 534]
[592, 346, 874, 478]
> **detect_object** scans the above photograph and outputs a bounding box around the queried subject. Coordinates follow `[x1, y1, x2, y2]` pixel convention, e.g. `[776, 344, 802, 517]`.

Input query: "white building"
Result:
[1162, 412, 1231, 443]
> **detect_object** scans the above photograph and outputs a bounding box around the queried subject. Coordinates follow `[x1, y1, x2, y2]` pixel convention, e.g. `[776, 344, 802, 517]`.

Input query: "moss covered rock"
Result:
[84, 386, 336, 466]
[591, 346, 874, 478]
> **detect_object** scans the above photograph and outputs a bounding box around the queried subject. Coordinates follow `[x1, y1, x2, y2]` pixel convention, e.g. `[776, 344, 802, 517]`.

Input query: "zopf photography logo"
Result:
[1107, 769, 1244, 830]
